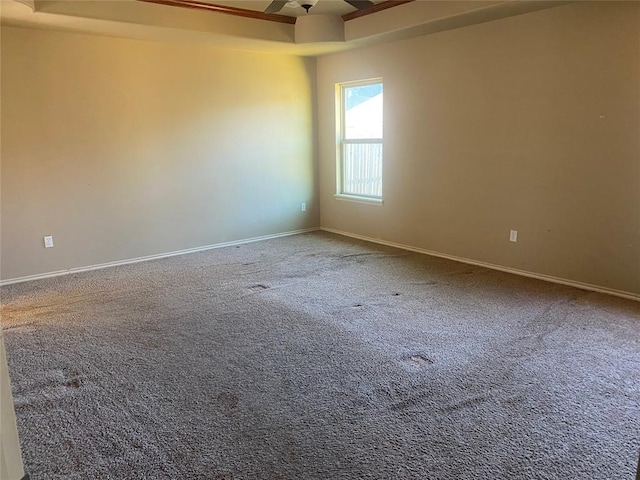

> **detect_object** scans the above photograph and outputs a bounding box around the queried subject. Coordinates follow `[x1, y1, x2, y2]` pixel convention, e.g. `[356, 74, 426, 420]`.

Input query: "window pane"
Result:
[344, 83, 383, 139]
[343, 143, 382, 197]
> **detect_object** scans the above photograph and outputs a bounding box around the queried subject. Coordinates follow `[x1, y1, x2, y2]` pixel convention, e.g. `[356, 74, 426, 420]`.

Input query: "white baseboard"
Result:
[0, 227, 320, 287]
[321, 227, 640, 303]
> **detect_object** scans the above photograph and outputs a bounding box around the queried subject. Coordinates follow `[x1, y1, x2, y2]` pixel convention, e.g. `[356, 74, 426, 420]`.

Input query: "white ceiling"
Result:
[0, 0, 568, 56]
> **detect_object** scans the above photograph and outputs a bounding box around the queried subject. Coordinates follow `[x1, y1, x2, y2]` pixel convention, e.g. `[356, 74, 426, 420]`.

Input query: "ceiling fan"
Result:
[265, 0, 374, 14]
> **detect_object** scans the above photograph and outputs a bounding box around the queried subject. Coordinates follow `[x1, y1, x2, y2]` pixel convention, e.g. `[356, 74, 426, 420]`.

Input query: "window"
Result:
[336, 79, 383, 202]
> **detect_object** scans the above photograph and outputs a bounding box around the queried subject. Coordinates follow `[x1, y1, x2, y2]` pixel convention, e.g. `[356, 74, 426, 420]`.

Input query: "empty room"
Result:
[1, 0, 639, 478]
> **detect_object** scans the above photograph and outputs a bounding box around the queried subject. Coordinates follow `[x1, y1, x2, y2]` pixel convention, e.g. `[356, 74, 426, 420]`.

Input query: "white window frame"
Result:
[335, 78, 384, 205]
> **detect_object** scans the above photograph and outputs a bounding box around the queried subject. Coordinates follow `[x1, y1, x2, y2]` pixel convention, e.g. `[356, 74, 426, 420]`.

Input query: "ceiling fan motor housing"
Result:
[266, 0, 372, 15]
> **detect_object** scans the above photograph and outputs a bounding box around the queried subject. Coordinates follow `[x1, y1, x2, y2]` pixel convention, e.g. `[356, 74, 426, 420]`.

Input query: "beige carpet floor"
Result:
[2, 231, 639, 479]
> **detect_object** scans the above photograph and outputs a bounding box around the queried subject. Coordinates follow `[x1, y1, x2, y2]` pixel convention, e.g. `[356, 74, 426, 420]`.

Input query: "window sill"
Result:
[334, 194, 384, 206]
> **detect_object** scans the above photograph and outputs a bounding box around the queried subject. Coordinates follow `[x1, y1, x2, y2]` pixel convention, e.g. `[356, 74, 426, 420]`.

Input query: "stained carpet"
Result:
[2, 232, 639, 479]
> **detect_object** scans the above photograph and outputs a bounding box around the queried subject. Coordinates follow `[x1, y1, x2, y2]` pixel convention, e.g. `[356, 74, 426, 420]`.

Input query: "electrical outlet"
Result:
[44, 235, 54, 248]
[509, 230, 518, 243]
[301, 202, 307, 212]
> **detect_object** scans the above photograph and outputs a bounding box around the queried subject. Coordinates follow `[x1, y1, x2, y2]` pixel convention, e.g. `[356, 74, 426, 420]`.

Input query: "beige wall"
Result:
[2, 2, 639, 295]
[1, 26, 319, 281]
[318, 1, 640, 296]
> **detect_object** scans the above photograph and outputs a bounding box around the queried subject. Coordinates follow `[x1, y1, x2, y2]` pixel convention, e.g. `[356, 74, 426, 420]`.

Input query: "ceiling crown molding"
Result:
[1, 0, 570, 56]
[136, 0, 415, 25]
[137, 0, 296, 24]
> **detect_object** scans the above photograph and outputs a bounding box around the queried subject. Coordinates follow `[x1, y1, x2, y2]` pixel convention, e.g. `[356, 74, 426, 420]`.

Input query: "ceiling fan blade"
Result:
[264, 0, 288, 13]
[344, 0, 374, 10]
